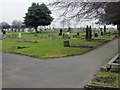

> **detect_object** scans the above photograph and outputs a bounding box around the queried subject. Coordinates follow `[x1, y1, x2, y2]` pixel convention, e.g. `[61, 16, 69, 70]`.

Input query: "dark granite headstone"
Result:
[95, 33, 98, 37]
[3, 30, 6, 34]
[1, 29, 3, 32]
[77, 32, 79, 36]
[63, 33, 65, 38]
[60, 29, 62, 33]
[22, 29, 24, 32]
[101, 31, 103, 36]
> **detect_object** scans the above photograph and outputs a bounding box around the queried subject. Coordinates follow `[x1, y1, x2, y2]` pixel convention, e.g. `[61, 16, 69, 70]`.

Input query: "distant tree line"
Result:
[0, 20, 26, 32]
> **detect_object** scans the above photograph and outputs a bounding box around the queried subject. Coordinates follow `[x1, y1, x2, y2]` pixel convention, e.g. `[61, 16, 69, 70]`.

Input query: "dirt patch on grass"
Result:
[17, 41, 38, 43]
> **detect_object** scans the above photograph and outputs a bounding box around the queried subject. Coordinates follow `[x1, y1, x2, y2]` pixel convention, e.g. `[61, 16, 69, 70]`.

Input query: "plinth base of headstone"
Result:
[64, 41, 70, 47]
[59, 32, 62, 36]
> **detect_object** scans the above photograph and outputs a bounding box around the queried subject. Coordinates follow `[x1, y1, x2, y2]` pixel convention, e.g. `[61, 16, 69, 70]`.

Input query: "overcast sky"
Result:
[0, 0, 50, 24]
[0, 0, 117, 28]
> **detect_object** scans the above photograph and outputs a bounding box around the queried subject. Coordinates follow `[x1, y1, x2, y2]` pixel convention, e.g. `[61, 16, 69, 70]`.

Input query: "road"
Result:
[2, 39, 118, 88]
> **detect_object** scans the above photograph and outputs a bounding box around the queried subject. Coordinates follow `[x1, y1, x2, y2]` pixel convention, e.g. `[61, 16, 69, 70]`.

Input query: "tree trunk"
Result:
[117, 24, 120, 56]
[89, 26, 92, 40]
[86, 26, 89, 40]
[35, 26, 38, 33]
[117, 24, 120, 36]
[104, 25, 106, 35]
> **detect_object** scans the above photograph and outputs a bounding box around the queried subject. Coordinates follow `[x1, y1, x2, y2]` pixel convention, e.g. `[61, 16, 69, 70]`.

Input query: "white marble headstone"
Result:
[67, 32, 70, 37]
[19, 33, 21, 38]
[33, 29, 35, 32]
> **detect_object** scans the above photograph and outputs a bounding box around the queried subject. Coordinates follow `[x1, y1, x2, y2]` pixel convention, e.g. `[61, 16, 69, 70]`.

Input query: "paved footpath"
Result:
[2, 39, 118, 88]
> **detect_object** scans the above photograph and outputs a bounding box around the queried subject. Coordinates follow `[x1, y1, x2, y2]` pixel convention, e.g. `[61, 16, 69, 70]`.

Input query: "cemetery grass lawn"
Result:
[2, 31, 115, 59]
[2, 39, 102, 58]
[87, 71, 120, 88]
[87, 62, 120, 88]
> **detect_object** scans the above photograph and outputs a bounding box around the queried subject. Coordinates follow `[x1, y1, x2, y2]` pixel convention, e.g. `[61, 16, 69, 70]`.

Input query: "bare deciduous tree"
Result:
[50, 0, 120, 34]
[12, 20, 22, 31]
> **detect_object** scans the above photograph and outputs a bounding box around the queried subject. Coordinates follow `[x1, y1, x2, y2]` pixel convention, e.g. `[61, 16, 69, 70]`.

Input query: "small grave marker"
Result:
[101, 31, 103, 36]
[3, 30, 6, 34]
[95, 33, 98, 37]
[19, 33, 21, 39]
[77, 32, 79, 36]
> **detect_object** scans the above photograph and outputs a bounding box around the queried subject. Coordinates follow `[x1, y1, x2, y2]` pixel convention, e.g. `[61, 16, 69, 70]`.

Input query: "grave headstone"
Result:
[15, 29, 17, 32]
[3, 30, 6, 34]
[18, 28, 20, 32]
[86, 26, 92, 40]
[101, 31, 103, 36]
[19, 33, 21, 38]
[25, 30, 28, 33]
[59, 29, 63, 36]
[48, 33, 53, 39]
[1, 29, 3, 32]
[67, 32, 70, 39]
[77, 32, 79, 36]
[63, 33, 65, 38]
[60, 29, 63, 33]
[22, 29, 24, 32]
[95, 33, 98, 37]
[68, 27, 71, 32]
[67, 32, 70, 37]
[59, 32, 62, 36]
[33, 29, 35, 32]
